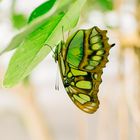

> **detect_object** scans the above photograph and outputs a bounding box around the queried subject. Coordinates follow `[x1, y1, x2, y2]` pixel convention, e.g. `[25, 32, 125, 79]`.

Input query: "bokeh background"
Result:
[0, 0, 140, 140]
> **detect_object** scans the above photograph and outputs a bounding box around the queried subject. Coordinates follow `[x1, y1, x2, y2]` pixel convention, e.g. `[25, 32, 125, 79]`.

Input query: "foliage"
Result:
[28, 0, 56, 23]
[2, 0, 86, 87]
[98, 0, 113, 11]
[11, 14, 27, 29]
[10, 0, 27, 29]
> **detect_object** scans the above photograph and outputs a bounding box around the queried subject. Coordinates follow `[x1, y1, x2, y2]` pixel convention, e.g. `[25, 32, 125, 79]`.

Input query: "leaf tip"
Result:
[3, 75, 15, 88]
[3, 80, 12, 88]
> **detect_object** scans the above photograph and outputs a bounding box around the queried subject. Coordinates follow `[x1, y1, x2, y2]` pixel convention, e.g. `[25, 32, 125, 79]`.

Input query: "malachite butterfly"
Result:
[54, 26, 114, 114]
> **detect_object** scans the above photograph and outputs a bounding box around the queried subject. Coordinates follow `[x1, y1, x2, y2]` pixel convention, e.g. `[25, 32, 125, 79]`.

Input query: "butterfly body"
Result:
[54, 26, 114, 114]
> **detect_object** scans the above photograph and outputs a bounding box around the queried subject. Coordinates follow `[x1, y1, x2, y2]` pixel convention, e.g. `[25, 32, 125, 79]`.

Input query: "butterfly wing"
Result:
[65, 26, 114, 72]
[57, 54, 100, 113]
[55, 26, 114, 114]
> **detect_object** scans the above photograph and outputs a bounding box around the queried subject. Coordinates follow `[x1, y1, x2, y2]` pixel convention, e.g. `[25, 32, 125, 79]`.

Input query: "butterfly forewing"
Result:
[65, 26, 112, 72]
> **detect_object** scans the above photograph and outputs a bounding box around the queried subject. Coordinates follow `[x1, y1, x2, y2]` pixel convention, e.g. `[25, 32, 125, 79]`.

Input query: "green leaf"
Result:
[0, 0, 76, 55]
[3, 0, 86, 87]
[57, 0, 75, 11]
[0, 0, 80, 55]
[10, 0, 27, 29]
[98, 0, 113, 11]
[28, 0, 56, 23]
[0, 16, 48, 55]
[0, 1, 56, 55]
[11, 14, 27, 29]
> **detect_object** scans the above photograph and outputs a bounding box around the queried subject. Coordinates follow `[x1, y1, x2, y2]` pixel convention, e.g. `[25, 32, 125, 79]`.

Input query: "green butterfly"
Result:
[54, 26, 114, 114]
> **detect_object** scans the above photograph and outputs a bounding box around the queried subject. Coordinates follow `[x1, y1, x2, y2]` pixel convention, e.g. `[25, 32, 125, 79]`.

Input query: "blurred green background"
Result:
[0, 0, 140, 140]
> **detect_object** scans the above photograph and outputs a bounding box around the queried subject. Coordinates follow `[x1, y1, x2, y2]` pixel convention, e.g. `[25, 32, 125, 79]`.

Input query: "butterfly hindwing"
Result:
[58, 55, 100, 113]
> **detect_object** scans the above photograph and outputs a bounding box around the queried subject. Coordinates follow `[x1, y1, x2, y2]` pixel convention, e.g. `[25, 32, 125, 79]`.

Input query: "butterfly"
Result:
[54, 26, 114, 114]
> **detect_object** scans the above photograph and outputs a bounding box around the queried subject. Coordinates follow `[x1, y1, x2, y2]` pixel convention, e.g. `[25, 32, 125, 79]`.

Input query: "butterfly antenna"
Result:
[55, 63, 59, 91]
[62, 26, 65, 42]
[68, 29, 71, 38]
[45, 43, 55, 54]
